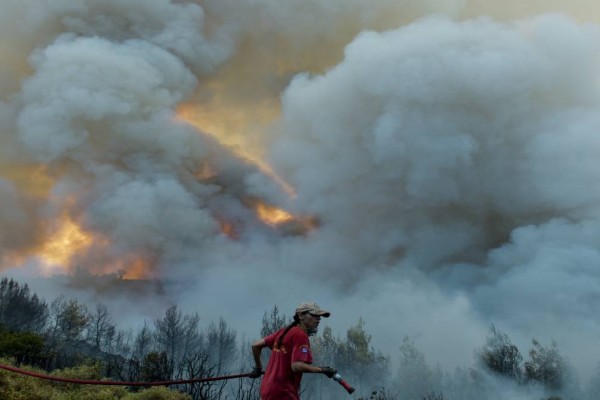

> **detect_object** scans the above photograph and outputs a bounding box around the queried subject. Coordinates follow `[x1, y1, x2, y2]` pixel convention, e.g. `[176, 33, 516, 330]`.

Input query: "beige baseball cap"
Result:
[295, 302, 331, 317]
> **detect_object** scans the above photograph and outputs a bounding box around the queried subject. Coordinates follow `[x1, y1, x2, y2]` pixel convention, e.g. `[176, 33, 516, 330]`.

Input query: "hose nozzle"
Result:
[332, 373, 355, 394]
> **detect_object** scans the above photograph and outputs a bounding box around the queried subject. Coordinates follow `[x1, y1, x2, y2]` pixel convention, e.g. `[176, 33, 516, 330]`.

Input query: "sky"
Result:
[2, 0, 600, 382]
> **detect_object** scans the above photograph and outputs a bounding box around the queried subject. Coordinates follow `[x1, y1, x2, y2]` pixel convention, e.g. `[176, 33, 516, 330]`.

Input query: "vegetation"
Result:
[478, 324, 522, 380]
[0, 278, 595, 399]
[524, 339, 567, 390]
[0, 359, 190, 399]
[0, 278, 48, 333]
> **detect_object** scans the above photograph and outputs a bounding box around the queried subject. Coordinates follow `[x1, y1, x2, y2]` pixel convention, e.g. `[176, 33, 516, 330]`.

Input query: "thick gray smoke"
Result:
[261, 12, 600, 380]
[2, 0, 600, 392]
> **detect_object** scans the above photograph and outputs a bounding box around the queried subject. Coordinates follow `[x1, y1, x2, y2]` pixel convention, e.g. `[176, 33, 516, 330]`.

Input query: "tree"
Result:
[0, 329, 44, 365]
[312, 325, 338, 367]
[57, 299, 90, 343]
[133, 321, 154, 361]
[394, 337, 439, 400]
[0, 278, 48, 333]
[106, 328, 136, 382]
[47, 294, 66, 343]
[141, 351, 172, 382]
[334, 319, 390, 396]
[178, 351, 230, 400]
[232, 338, 261, 400]
[524, 339, 566, 391]
[478, 325, 522, 381]
[154, 305, 185, 372]
[180, 312, 202, 369]
[154, 305, 202, 375]
[45, 295, 90, 363]
[87, 303, 115, 351]
[205, 318, 237, 373]
[260, 305, 288, 338]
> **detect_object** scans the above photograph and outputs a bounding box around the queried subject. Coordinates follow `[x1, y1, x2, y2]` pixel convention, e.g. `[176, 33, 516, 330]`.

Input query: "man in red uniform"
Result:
[250, 302, 337, 399]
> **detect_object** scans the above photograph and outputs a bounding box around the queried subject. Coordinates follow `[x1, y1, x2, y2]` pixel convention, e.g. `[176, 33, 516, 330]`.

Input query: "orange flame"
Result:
[39, 216, 93, 268]
[253, 200, 319, 235]
[36, 216, 156, 279]
[256, 202, 295, 226]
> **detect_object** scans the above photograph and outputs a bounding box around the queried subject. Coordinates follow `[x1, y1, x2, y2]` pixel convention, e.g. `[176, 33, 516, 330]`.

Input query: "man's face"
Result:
[302, 312, 321, 335]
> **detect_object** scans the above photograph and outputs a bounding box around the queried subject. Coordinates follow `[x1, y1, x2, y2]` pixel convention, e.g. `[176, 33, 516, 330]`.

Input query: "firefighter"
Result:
[249, 302, 337, 399]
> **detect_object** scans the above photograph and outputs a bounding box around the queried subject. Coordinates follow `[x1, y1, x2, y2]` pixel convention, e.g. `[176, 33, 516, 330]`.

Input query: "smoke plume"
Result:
[2, 0, 600, 385]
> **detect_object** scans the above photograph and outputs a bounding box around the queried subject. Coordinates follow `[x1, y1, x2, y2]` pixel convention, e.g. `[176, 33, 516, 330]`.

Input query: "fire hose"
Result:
[0, 363, 355, 394]
[0, 363, 254, 386]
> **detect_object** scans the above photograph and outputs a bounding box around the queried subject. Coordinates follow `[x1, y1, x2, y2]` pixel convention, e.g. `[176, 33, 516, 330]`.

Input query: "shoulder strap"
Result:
[276, 323, 297, 349]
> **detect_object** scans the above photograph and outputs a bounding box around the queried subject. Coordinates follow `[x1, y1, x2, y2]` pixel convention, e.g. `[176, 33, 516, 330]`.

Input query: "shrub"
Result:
[0, 358, 190, 399]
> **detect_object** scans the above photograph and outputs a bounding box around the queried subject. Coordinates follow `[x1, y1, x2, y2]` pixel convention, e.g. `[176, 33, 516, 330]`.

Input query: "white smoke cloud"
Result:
[264, 13, 600, 377]
[18, 36, 197, 162]
[3, 0, 600, 390]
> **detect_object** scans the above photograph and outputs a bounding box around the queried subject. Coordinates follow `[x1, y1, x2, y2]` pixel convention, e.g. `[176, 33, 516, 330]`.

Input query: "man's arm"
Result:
[291, 362, 327, 373]
[251, 338, 267, 371]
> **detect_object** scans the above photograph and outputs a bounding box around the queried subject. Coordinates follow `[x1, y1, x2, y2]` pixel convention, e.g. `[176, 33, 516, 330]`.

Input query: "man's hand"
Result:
[319, 366, 337, 378]
[249, 367, 263, 379]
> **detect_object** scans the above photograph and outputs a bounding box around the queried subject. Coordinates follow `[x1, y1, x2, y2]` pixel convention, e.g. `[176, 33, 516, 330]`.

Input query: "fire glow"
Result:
[218, 219, 238, 240]
[176, 105, 296, 197]
[13, 105, 318, 278]
[253, 201, 319, 235]
[36, 217, 155, 279]
[256, 202, 295, 226]
[39, 216, 93, 268]
[119, 257, 154, 280]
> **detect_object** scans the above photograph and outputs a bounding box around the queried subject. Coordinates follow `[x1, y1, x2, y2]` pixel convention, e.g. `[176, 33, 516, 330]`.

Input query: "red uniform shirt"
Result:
[260, 326, 313, 400]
